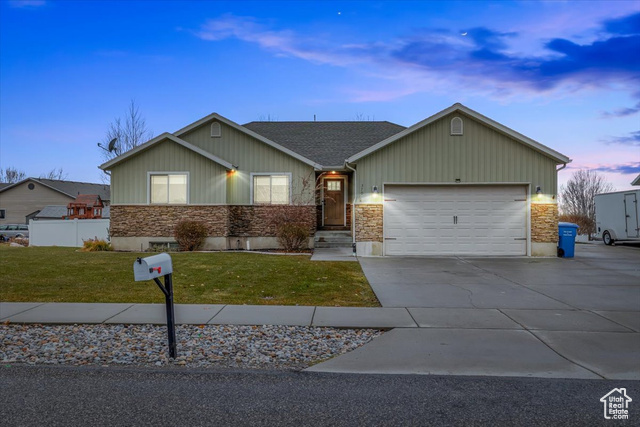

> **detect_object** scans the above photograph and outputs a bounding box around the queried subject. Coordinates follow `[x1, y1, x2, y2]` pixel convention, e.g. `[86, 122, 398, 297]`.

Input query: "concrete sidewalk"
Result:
[0, 302, 416, 329]
[2, 301, 639, 380]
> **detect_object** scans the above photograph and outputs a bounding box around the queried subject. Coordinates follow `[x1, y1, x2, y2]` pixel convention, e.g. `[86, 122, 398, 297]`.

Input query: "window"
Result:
[326, 181, 341, 191]
[0, 209, 5, 219]
[253, 174, 290, 204]
[150, 174, 188, 204]
[211, 122, 221, 138]
[451, 117, 463, 135]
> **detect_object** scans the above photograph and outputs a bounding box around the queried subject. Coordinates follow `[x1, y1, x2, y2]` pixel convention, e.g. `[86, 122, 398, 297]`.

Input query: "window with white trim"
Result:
[150, 174, 188, 204]
[253, 175, 290, 204]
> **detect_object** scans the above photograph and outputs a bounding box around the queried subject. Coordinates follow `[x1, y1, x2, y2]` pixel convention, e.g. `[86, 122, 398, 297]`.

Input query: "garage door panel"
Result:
[384, 185, 527, 256]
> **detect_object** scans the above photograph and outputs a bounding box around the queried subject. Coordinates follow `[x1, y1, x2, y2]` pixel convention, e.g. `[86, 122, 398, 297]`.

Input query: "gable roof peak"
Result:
[346, 103, 571, 164]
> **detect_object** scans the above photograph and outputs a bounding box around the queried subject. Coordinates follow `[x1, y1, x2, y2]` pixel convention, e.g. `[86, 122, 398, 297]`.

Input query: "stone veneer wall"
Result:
[354, 204, 383, 242]
[110, 205, 229, 238]
[228, 205, 316, 237]
[531, 203, 558, 243]
[111, 205, 316, 239]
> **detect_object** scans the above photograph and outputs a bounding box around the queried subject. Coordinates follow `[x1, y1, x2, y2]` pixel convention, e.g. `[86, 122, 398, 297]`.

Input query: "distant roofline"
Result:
[0, 177, 110, 199]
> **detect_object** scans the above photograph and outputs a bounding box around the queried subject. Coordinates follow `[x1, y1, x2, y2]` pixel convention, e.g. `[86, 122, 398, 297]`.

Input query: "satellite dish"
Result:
[107, 138, 117, 152]
[98, 137, 118, 153]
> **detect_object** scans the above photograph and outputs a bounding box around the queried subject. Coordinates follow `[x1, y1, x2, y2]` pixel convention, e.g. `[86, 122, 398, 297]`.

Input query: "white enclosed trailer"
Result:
[595, 190, 640, 245]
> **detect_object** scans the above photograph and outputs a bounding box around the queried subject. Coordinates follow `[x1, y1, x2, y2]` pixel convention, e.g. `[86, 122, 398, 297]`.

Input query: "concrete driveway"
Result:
[308, 243, 640, 379]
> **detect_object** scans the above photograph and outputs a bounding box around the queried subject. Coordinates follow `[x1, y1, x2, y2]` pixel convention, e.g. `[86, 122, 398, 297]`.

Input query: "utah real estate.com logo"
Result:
[600, 388, 632, 420]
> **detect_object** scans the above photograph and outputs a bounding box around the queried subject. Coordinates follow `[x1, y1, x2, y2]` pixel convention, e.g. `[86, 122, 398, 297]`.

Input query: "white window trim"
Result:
[147, 172, 190, 205]
[250, 172, 292, 205]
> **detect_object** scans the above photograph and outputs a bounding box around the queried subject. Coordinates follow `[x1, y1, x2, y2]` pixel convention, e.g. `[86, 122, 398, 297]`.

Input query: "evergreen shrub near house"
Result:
[174, 220, 208, 251]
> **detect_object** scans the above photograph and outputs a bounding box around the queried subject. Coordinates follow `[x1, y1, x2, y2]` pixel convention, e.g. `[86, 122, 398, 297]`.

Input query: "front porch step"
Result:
[314, 231, 353, 248]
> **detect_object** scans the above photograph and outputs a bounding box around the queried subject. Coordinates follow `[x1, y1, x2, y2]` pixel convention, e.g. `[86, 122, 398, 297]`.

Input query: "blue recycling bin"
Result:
[558, 222, 579, 258]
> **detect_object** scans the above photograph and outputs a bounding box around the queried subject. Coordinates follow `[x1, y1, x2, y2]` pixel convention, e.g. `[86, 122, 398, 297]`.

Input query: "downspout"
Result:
[556, 163, 567, 172]
[345, 162, 357, 255]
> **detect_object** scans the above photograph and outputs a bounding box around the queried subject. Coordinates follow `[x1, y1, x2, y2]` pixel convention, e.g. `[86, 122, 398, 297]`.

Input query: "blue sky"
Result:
[1, 0, 639, 190]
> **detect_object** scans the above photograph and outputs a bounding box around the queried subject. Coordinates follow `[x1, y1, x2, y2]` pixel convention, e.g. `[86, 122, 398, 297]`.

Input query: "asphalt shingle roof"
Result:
[242, 121, 406, 167]
[32, 179, 110, 201]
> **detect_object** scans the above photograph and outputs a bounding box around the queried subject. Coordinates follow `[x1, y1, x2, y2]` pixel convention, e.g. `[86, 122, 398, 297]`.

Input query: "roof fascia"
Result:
[99, 133, 235, 170]
[346, 103, 571, 164]
[174, 113, 322, 169]
[631, 174, 640, 186]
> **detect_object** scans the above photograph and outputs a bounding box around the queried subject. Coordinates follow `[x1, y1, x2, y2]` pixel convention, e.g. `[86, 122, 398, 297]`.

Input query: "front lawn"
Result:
[0, 246, 379, 307]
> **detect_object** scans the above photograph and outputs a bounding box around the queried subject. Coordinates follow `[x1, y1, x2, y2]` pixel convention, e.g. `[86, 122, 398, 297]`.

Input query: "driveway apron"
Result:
[309, 244, 640, 378]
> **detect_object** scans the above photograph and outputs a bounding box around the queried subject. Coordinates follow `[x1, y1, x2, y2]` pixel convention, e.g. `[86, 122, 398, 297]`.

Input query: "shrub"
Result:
[82, 238, 112, 252]
[174, 220, 208, 251]
[558, 214, 594, 236]
[276, 223, 309, 252]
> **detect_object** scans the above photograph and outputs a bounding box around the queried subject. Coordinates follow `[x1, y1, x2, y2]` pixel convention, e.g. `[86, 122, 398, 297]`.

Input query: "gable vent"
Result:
[451, 117, 463, 135]
[211, 122, 221, 138]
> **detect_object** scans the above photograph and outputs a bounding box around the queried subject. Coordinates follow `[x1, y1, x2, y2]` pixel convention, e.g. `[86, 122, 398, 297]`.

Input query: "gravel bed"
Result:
[0, 324, 382, 370]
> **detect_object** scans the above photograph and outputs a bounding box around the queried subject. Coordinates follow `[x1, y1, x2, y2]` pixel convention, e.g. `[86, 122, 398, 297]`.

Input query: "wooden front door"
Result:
[324, 178, 345, 226]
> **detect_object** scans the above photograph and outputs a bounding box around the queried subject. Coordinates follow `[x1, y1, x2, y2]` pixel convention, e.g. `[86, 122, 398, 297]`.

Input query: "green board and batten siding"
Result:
[179, 121, 315, 205]
[355, 112, 558, 201]
[109, 140, 227, 205]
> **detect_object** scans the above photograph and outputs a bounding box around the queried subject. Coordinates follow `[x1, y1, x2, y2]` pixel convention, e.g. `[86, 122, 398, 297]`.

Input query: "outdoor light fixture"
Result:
[372, 185, 379, 194]
[536, 186, 542, 194]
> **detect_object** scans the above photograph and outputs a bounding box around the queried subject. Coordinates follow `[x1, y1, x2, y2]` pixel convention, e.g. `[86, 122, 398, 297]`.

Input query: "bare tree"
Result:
[39, 168, 68, 181]
[0, 167, 26, 183]
[559, 169, 615, 235]
[100, 100, 153, 161]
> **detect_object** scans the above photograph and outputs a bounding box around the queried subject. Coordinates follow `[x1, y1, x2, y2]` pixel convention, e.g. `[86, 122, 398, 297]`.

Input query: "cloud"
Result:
[194, 14, 363, 67]
[601, 102, 640, 118]
[605, 131, 640, 147]
[604, 12, 640, 35]
[592, 162, 640, 174]
[8, 0, 46, 8]
[193, 11, 640, 102]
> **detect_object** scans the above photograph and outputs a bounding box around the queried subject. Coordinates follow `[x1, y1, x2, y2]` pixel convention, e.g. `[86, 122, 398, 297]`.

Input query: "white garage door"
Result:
[384, 185, 527, 256]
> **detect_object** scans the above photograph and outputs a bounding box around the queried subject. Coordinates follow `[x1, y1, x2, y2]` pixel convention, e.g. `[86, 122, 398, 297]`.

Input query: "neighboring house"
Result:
[0, 178, 110, 225]
[65, 194, 105, 219]
[100, 103, 571, 256]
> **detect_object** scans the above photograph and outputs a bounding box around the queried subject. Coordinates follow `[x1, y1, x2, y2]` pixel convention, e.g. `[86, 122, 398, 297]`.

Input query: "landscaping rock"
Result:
[0, 324, 382, 370]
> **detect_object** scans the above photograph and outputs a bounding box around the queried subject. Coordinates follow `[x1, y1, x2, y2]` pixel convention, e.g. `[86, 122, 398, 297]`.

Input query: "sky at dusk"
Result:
[1, 0, 639, 190]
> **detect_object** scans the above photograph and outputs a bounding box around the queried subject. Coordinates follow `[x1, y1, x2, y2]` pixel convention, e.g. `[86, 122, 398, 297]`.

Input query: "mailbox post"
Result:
[134, 253, 177, 359]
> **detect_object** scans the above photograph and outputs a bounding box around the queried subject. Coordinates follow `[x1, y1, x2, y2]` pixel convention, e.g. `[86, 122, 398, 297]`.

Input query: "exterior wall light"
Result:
[536, 186, 542, 194]
[372, 185, 378, 194]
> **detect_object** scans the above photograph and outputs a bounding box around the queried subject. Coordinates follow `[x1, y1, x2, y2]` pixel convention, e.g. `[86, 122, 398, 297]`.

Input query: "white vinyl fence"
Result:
[29, 219, 110, 247]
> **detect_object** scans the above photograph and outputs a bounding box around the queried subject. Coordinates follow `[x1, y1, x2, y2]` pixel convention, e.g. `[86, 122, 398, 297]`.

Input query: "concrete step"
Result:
[314, 231, 352, 248]
[314, 241, 353, 248]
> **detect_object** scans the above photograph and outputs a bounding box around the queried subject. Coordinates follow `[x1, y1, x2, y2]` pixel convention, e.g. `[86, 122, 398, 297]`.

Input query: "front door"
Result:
[324, 178, 345, 226]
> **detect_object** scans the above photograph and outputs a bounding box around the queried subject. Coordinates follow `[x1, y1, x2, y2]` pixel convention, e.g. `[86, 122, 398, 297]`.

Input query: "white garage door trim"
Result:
[383, 184, 529, 256]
